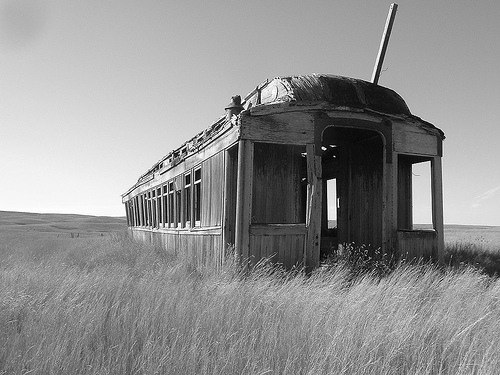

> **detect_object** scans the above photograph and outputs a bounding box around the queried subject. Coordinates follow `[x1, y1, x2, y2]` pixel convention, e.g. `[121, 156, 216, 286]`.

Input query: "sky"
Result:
[1, 0, 499, 225]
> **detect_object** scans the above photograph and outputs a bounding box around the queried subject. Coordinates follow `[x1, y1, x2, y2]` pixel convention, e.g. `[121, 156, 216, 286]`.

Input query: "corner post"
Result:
[235, 139, 254, 265]
[305, 143, 322, 272]
[431, 156, 445, 265]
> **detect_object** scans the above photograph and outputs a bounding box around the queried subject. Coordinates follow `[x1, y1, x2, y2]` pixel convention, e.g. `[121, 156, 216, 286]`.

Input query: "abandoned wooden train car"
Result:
[122, 74, 445, 271]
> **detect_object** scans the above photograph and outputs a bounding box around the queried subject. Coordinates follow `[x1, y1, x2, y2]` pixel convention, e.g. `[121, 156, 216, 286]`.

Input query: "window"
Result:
[327, 178, 337, 227]
[184, 173, 192, 227]
[141, 194, 146, 227]
[134, 196, 139, 226]
[176, 185, 182, 228]
[194, 168, 201, 225]
[147, 192, 152, 227]
[412, 161, 432, 227]
[168, 181, 175, 228]
[152, 190, 157, 228]
[398, 155, 433, 229]
[156, 188, 162, 228]
[162, 185, 168, 228]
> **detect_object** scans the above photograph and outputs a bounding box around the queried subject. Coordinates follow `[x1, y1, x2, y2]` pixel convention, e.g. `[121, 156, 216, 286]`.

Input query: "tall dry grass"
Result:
[1, 233, 500, 374]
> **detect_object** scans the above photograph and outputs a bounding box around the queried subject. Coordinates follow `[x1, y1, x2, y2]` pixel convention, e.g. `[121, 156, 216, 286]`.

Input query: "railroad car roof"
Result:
[244, 74, 412, 116]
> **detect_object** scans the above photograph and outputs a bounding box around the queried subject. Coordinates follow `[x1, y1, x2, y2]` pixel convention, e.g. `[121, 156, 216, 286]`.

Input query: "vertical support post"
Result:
[431, 156, 445, 265]
[384, 149, 398, 257]
[221, 150, 228, 265]
[305, 143, 322, 272]
[371, 3, 398, 85]
[235, 140, 254, 264]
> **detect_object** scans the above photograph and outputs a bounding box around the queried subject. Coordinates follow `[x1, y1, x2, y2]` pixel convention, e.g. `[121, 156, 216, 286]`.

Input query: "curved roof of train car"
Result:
[127, 74, 444, 192]
[244, 74, 435, 124]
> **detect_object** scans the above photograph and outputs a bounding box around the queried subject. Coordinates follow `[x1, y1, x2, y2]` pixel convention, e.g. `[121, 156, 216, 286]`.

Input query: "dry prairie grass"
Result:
[2, 227, 500, 374]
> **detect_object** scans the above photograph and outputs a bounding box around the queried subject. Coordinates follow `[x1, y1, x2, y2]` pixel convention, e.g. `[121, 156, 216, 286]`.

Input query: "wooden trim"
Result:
[250, 224, 307, 236]
[235, 140, 254, 262]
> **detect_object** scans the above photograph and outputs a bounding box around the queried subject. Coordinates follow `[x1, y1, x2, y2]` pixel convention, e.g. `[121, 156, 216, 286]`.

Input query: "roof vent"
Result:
[225, 95, 244, 122]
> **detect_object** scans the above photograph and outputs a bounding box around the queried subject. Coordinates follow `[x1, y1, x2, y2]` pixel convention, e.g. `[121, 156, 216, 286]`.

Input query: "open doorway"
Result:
[321, 126, 385, 258]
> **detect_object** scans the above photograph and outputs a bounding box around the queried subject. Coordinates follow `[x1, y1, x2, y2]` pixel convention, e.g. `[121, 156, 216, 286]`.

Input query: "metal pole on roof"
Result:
[371, 3, 398, 85]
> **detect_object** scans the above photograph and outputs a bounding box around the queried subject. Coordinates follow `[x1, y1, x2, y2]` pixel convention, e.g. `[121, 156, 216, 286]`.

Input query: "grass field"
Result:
[1, 211, 500, 374]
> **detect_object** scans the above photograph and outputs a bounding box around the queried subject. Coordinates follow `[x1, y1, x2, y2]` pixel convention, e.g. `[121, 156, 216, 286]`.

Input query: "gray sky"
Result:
[1, 0, 499, 225]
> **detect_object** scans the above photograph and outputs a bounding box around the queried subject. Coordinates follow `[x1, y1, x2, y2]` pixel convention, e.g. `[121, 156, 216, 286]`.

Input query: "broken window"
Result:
[194, 168, 201, 225]
[168, 181, 175, 228]
[184, 173, 192, 227]
[398, 155, 433, 229]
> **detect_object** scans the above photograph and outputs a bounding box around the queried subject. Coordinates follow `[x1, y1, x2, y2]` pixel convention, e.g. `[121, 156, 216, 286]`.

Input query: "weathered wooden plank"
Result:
[393, 129, 438, 156]
[223, 146, 239, 249]
[305, 143, 322, 272]
[397, 230, 436, 261]
[235, 140, 254, 263]
[250, 224, 307, 236]
[277, 235, 286, 265]
[249, 233, 306, 268]
[156, 227, 222, 235]
[397, 156, 412, 229]
[431, 156, 445, 265]
[252, 143, 306, 224]
[200, 152, 225, 227]
[240, 113, 314, 145]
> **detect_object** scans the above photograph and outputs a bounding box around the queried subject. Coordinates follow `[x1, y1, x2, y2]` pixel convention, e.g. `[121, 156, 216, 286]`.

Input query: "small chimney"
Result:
[225, 95, 244, 122]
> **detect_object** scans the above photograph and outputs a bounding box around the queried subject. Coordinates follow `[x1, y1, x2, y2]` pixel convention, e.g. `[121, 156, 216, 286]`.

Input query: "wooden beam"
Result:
[235, 140, 254, 264]
[305, 143, 322, 272]
[250, 224, 307, 236]
[240, 113, 314, 144]
[431, 156, 445, 265]
[371, 3, 398, 85]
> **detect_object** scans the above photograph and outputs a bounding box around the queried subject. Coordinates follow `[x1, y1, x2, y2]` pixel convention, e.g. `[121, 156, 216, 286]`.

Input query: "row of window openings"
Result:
[128, 169, 201, 229]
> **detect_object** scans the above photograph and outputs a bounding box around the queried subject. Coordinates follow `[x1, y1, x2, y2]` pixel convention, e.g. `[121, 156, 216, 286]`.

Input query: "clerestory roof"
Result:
[244, 74, 411, 115]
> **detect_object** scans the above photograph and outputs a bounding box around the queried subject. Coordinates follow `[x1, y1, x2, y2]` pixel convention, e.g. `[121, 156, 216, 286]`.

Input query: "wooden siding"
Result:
[130, 229, 224, 269]
[397, 156, 413, 230]
[305, 143, 322, 271]
[249, 225, 306, 269]
[223, 146, 239, 247]
[240, 112, 314, 145]
[336, 135, 384, 249]
[201, 152, 225, 227]
[393, 122, 439, 156]
[235, 140, 254, 261]
[252, 143, 306, 224]
[397, 230, 436, 261]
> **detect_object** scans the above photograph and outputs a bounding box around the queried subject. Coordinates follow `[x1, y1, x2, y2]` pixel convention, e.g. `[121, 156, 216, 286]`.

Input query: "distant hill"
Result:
[2, 211, 499, 245]
[0, 210, 127, 236]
